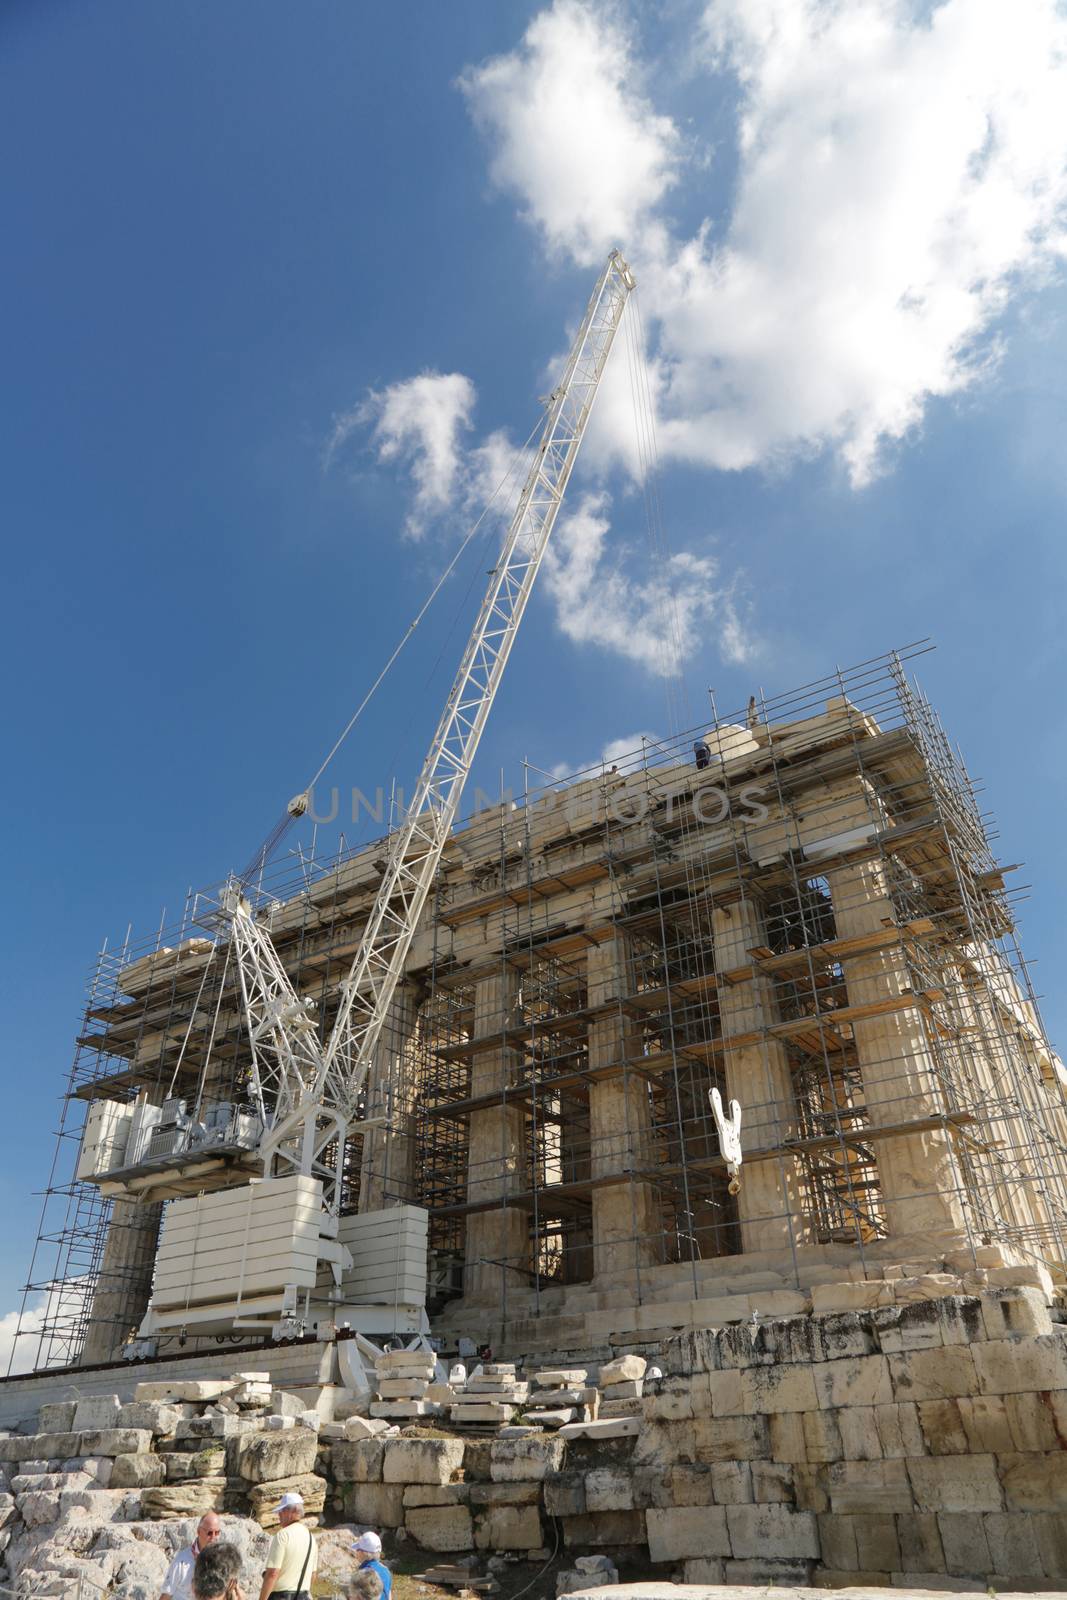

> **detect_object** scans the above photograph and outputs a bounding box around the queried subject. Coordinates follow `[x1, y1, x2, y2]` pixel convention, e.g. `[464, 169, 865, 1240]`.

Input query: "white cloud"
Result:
[328, 371, 476, 538]
[542, 490, 749, 675]
[0, 1300, 44, 1376]
[547, 729, 660, 782]
[462, 0, 1067, 484]
[458, 0, 679, 268]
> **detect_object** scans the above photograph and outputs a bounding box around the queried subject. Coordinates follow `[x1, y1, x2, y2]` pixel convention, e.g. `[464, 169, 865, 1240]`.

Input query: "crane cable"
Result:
[237, 411, 545, 890]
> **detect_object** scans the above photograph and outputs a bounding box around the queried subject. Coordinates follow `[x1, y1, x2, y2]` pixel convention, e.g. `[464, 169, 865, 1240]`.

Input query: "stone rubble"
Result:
[1, 1284, 1066, 1591]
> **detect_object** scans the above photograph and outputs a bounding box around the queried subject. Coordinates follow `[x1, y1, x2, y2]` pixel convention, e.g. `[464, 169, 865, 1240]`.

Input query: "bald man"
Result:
[161, 1512, 223, 1600]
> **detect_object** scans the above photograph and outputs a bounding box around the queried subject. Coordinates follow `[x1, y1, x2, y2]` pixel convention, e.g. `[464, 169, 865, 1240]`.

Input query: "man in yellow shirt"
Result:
[257, 1492, 317, 1600]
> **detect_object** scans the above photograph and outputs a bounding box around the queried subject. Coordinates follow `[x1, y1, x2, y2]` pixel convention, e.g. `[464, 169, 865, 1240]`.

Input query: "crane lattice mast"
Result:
[224, 249, 635, 1213]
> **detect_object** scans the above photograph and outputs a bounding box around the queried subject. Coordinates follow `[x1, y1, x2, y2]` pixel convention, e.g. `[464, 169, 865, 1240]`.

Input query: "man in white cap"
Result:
[350, 1532, 392, 1600]
[257, 1491, 316, 1600]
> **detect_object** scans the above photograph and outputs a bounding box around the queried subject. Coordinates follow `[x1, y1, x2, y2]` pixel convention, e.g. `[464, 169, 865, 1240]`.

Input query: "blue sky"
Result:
[3, 0, 1067, 1335]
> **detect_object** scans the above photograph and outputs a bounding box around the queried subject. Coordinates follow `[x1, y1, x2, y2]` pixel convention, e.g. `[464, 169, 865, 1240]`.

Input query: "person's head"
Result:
[274, 1490, 305, 1528]
[196, 1513, 222, 1552]
[352, 1530, 383, 1566]
[350, 1570, 384, 1600]
[192, 1540, 242, 1600]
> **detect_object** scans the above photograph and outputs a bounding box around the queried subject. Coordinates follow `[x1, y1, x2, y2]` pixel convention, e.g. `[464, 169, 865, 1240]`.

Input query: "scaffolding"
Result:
[12, 644, 1067, 1372]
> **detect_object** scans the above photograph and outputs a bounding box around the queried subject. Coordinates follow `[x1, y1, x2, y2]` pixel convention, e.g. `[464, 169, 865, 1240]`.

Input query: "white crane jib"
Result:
[225, 250, 635, 1214]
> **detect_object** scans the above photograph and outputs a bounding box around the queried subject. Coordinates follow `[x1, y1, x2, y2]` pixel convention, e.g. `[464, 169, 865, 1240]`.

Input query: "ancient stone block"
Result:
[793, 1465, 829, 1513]
[1034, 1511, 1067, 1580]
[231, 1430, 318, 1485]
[709, 1461, 752, 1504]
[680, 1558, 724, 1583]
[15, 1490, 60, 1526]
[344, 1416, 391, 1441]
[373, 1400, 438, 1419]
[854, 1511, 901, 1572]
[583, 1467, 633, 1512]
[890, 1345, 978, 1403]
[598, 1354, 647, 1385]
[407, 1504, 474, 1552]
[972, 1334, 1067, 1395]
[561, 1510, 640, 1548]
[134, 1379, 233, 1402]
[643, 1464, 706, 1508]
[663, 1328, 719, 1377]
[982, 1512, 1044, 1580]
[802, 1410, 843, 1463]
[693, 1414, 770, 1462]
[79, 1429, 152, 1457]
[872, 1302, 943, 1355]
[874, 1402, 924, 1459]
[933, 1512, 991, 1579]
[344, 1480, 405, 1527]
[645, 1504, 731, 1562]
[815, 1355, 893, 1410]
[176, 1414, 251, 1440]
[769, 1412, 807, 1463]
[827, 1460, 914, 1515]
[447, 1401, 511, 1427]
[818, 1311, 879, 1360]
[1003, 1391, 1061, 1452]
[818, 1510, 858, 1570]
[37, 1403, 76, 1434]
[475, 1502, 543, 1550]
[544, 1475, 585, 1516]
[109, 1453, 165, 1489]
[72, 1396, 121, 1431]
[489, 1435, 564, 1481]
[406, 1483, 472, 1507]
[812, 1281, 894, 1314]
[895, 1511, 945, 1573]
[142, 1479, 227, 1519]
[956, 1395, 1013, 1454]
[741, 1363, 818, 1415]
[468, 1481, 538, 1506]
[115, 1402, 182, 1436]
[838, 1406, 883, 1461]
[383, 1438, 464, 1485]
[726, 1557, 816, 1584]
[751, 1460, 794, 1503]
[726, 1503, 819, 1558]
[906, 1454, 1003, 1513]
[533, 1369, 588, 1387]
[918, 1399, 969, 1455]
[999, 1450, 1067, 1511]
[980, 1288, 1053, 1341]
[377, 1378, 429, 1400]
[936, 1297, 985, 1347]
[325, 1438, 383, 1484]
[248, 1473, 326, 1526]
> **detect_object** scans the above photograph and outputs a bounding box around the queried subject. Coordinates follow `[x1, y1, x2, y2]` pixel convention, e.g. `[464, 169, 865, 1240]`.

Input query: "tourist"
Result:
[258, 1491, 317, 1600]
[350, 1530, 392, 1600]
[160, 1512, 223, 1600]
[349, 1570, 384, 1600]
[193, 1541, 245, 1600]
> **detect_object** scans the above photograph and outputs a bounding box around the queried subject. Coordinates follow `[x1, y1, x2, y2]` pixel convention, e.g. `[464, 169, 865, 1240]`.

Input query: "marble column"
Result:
[587, 934, 662, 1279]
[463, 969, 530, 1302]
[809, 779, 967, 1241]
[358, 982, 421, 1213]
[81, 1197, 163, 1365]
[713, 896, 809, 1254]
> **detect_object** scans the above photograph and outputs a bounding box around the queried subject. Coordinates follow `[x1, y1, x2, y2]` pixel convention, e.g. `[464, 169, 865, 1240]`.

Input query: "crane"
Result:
[223, 249, 635, 1224]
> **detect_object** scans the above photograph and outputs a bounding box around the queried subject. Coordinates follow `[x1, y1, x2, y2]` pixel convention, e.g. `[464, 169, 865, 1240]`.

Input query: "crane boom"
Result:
[226, 250, 635, 1210]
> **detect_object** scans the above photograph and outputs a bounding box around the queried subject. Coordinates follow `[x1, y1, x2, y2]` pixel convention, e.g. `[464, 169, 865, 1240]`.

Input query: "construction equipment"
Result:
[131, 249, 635, 1340]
